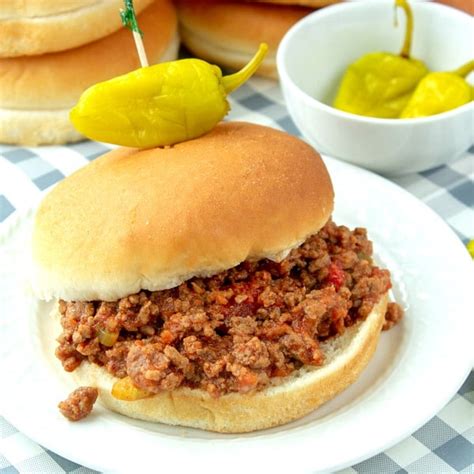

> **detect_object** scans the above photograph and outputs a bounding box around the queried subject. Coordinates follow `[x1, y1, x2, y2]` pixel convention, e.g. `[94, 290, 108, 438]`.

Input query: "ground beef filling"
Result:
[56, 220, 401, 397]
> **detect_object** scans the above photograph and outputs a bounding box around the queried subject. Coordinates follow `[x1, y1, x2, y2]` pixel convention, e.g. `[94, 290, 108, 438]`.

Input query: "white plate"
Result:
[0, 157, 472, 474]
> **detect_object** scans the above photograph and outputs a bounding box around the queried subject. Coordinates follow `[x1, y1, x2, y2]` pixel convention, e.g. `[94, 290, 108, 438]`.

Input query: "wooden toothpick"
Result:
[120, 0, 149, 67]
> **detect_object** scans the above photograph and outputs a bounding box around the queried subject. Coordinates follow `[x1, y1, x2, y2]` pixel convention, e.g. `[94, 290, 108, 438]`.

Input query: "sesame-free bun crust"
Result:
[0, 0, 154, 57]
[70, 293, 387, 433]
[32, 122, 334, 301]
[0, 0, 98, 18]
[176, 0, 311, 79]
[0, 0, 179, 146]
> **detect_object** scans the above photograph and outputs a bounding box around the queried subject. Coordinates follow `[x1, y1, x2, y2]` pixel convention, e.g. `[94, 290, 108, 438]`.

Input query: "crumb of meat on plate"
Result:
[58, 386, 98, 421]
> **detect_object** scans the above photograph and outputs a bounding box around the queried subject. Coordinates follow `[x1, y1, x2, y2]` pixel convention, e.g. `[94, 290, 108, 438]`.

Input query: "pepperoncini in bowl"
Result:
[70, 43, 268, 147]
[277, 0, 473, 175]
[467, 240, 474, 259]
[333, 0, 428, 118]
[400, 60, 474, 118]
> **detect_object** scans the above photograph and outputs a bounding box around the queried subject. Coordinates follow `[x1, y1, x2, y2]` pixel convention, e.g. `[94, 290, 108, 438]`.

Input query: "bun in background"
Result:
[0, 0, 179, 145]
[176, 0, 312, 78]
[0, 0, 154, 57]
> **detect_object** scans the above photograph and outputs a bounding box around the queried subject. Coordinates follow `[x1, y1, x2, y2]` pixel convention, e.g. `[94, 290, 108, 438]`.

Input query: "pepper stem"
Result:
[221, 43, 269, 94]
[395, 0, 413, 59]
[451, 60, 474, 78]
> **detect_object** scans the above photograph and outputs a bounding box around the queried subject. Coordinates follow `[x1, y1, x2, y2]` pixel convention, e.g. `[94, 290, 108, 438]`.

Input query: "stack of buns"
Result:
[175, 0, 341, 79]
[0, 0, 179, 146]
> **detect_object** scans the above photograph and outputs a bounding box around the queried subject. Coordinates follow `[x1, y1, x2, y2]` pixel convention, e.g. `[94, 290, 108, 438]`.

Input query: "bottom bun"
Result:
[0, 109, 83, 146]
[70, 293, 388, 433]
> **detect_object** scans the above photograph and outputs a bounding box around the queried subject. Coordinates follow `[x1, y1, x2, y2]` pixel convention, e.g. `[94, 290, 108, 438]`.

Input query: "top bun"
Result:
[32, 122, 334, 302]
[0, 0, 99, 18]
[0, 0, 153, 57]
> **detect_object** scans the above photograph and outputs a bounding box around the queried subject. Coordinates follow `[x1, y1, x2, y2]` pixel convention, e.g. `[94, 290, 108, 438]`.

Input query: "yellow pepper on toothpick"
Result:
[70, 0, 268, 148]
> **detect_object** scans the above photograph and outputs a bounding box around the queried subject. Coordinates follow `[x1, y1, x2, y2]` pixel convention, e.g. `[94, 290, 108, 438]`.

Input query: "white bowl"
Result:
[277, 0, 474, 176]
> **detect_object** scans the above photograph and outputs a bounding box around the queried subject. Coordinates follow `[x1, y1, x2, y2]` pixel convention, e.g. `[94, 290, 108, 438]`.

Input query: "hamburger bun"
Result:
[0, 0, 179, 146]
[434, 0, 474, 14]
[176, 0, 312, 79]
[32, 122, 334, 301]
[66, 293, 388, 433]
[0, 0, 154, 57]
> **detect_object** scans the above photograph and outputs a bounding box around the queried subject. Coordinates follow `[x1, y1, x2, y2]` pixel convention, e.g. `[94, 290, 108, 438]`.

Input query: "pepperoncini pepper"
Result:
[333, 0, 428, 118]
[467, 240, 474, 259]
[400, 60, 474, 118]
[111, 376, 153, 401]
[98, 329, 120, 347]
[70, 43, 268, 147]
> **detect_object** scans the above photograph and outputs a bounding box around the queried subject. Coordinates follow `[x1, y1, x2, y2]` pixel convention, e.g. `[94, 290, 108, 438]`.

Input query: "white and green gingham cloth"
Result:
[0, 77, 473, 473]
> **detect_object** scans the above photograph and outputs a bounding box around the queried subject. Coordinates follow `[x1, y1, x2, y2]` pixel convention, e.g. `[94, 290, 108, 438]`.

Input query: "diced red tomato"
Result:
[327, 262, 345, 290]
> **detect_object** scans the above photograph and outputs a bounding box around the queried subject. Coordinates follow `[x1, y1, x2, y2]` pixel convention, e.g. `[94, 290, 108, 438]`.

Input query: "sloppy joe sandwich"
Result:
[32, 122, 402, 432]
[0, 0, 179, 146]
[176, 0, 312, 79]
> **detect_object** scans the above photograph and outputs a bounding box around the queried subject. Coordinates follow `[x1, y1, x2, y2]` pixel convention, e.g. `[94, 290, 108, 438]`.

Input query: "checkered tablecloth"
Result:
[0, 77, 473, 473]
